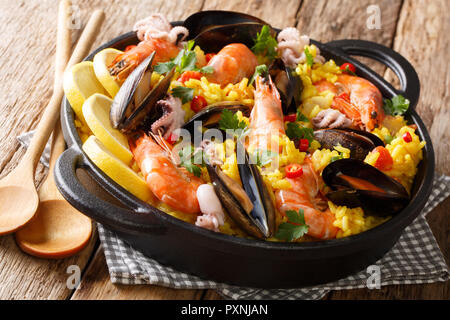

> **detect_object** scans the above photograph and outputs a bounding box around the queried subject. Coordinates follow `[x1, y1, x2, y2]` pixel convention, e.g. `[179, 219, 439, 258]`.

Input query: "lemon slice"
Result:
[93, 48, 123, 97]
[82, 135, 152, 202]
[64, 61, 109, 125]
[82, 93, 133, 165]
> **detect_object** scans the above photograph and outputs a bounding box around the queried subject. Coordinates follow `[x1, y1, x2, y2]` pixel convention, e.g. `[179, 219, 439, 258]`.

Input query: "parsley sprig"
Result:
[218, 109, 249, 138]
[171, 86, 194, 104]
[249, 64, 268, 86]
[383, 94, 410, 116]
[154, 40, 214, 75]
[178, 145, 204, 177]
[304, 47, 314, 67]
[285, 122, 314, 143]
[251, 149, 278, 167]
[251, 25, 278, 63]
[275, 209, 309, 241]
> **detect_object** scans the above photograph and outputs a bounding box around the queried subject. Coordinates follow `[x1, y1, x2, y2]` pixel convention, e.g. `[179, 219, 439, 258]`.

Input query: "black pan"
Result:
[55, 21, 435, 288]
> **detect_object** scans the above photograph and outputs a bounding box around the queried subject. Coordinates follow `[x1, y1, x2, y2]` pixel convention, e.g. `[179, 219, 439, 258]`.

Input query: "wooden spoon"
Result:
[0, 4, 104, 236]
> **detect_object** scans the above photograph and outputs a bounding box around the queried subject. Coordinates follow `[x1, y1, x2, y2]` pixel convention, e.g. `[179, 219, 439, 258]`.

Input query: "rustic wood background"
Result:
[0, 0, 448, 300]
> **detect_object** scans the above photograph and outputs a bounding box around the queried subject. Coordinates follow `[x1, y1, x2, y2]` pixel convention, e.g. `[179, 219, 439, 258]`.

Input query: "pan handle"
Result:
[324, 39, 420, 109]
[54, 146, 166, 235]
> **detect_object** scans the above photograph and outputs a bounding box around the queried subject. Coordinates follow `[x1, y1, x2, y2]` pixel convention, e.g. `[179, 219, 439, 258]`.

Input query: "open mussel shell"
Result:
[183, 10, 268, 40]
[269, 59, 302, 115]
[314, 129, 384, 161]
[194, 22, 274, 53]
[322, 159, 409, 216]
[206, 145, 276, 239]
[110, 51, 175, 133]
[182, 102, 250, 135]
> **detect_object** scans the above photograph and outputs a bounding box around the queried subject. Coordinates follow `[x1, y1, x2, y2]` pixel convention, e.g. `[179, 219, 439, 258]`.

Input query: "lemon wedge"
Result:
[82, 93, 133, 165]
[64, 61, 109, 125]
[82, 135, 152, 202]
[93, 48, 123, 97]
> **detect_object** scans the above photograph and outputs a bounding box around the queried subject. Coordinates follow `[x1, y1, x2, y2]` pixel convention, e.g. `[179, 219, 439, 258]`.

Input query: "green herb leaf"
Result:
[154, 61, 176, 74]
[171, 86, 194, 104]
[219, 109, 248, 132]
[344, 65, 357, 76]
[199, 66, 214, 74]
[384, 134, 393, 144]
[304, 47, 314, 67]
[383, 94, 410, 116]
[251, 149, 278, 166]
[296, 111, 309, 122]
[251, 25, 278, 62]
[285, 122, 314, 143]
[275, 209, 309, 241]
[330, 155, 342, 162]
[249, 64, 268, 85]
[178, 145, 203, 177]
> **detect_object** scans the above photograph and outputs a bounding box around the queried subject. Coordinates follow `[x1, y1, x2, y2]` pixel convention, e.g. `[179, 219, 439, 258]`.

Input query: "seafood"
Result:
[314, 74, 385, 131]
[275, 158, 339, 239]
[312, 109, 353, 129]
[129, 133, 203, 214]
[322, 159, 409, 216]
[110, 53, 175, 132]
[108, 14, 186, 82]
[206, 43, 259, 86]
[150, 94, 185, 140]
[277, 27, 325, 68]
[195, 184, 225, 232]
[248, 75, 285, 153]
[314, 128, 384, 161]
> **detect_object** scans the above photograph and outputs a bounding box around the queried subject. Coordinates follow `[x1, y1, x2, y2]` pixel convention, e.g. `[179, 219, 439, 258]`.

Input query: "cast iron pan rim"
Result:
[59, 22, 435, 252]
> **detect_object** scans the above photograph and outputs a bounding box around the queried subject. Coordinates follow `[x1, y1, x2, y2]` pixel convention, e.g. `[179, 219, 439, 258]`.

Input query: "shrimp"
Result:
[206, 43, 259, 86]
[275, 158, 339, 239]
[248, 75, 338, 240]
[108, 13, 188, 82]
[109, 39, 180, 82]
[247, 75, 285, 153]
[129, 133, 203, 214]
[314, 74, 384, 131]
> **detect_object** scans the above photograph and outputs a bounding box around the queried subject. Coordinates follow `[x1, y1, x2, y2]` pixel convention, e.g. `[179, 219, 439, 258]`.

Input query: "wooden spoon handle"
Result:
[54, 0, 71, 87]
[22, 9, 105, 171]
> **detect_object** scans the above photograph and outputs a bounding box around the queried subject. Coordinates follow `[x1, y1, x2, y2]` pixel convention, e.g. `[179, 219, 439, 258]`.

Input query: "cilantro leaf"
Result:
[251, 25, 278, 62]
[171, 86, 194, 104]
[275, 209, 309, 241]
[285, 122, 314, 143]
[249, 64, 268, 85]
[296, 111, 309, 122]
[218, 109, 248, 135]
[199, 66, 214, 74]
[251, 149, 278, 166]
[383, 94, 410, 116]
[304, 47, 314, 67]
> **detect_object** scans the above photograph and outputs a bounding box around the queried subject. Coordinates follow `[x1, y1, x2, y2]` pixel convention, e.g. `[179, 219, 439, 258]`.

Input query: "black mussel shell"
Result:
[269, 59, 302, 115]
[110, 52, 156, 129]
[314, 129, 384, 161]
[184, 10, 268, 40]
[322, 159, 409, 216]
[182, 102, 250, 135]
[194, 22, 274, 53]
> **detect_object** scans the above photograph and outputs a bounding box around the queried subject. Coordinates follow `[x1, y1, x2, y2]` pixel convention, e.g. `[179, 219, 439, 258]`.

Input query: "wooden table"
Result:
[0, 0, 448, 300]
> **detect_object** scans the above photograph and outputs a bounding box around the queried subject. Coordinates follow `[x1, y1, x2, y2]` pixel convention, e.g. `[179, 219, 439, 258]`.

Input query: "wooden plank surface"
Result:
[0, 0, 447, 300]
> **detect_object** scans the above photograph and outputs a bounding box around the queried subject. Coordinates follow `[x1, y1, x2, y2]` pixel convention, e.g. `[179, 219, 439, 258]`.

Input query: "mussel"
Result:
[206, 144, 276, 239]
[194, 22, 275, 54]
[182, 102, 250, 135]
[269, 58, 302, 114]
[110, 52, 175, 133]
[322, 158, 409, 216]
[183, 10, 269, 40]
[314, 128, 384, 161]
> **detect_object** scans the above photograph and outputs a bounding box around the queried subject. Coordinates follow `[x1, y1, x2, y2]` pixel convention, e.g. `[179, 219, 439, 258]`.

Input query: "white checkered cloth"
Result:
[18, 132, 450, 300]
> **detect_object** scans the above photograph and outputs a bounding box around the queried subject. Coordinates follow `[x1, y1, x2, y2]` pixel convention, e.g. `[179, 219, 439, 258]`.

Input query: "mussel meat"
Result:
[182, 102, 250, 135]
[314, 128, 384, 161]
[183, 10, 268, 40]
[269, 58, 302, 114]
[110, 52, 175, 133]
[206, 144, 276, 238]
[322, 158, 409, 216]
[194, 22, 274, 54]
